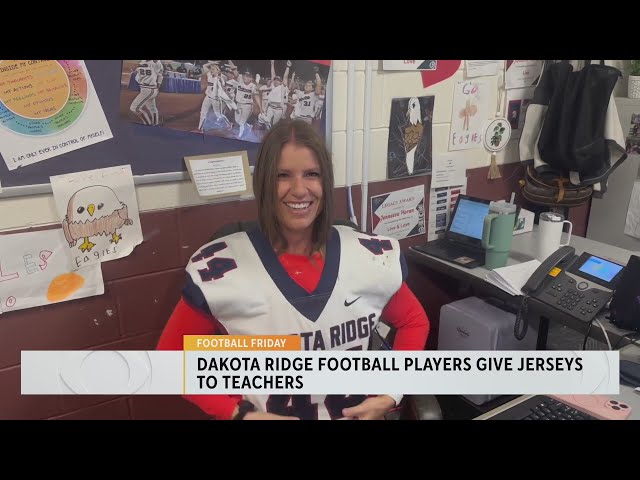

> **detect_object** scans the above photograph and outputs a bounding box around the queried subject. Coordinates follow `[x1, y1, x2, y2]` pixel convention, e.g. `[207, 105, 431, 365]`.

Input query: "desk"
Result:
[407, 227, 638, 348]
[473, 385, 640, 420]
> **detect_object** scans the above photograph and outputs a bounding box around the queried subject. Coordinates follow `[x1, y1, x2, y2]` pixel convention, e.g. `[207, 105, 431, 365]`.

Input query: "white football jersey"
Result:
[135, 60, 163, 87]
[184, 225, 406, 420]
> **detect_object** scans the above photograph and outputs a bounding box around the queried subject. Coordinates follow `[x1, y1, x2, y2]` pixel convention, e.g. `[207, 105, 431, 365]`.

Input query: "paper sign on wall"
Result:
[50, 165, 142, 270]
[383, 60, 438, 71]
[449, 80, 490, 151]
[185, 151, 251, 199]
[505, 60, 543, 90]
[370, 185, 425, 240]
[465, 60, 500, 77]
[428, 179, 467, 241]
[0, 229, 104, 314]
[0, 60, 113, 171]
[431, 152, 467, 188]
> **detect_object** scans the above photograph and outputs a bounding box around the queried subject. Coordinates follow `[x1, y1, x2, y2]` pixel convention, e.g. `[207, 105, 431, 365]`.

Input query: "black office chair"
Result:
[209, 219, 443, 421]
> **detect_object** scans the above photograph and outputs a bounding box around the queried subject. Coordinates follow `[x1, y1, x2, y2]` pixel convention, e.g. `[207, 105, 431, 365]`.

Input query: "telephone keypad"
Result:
[542, 281, 612, 322]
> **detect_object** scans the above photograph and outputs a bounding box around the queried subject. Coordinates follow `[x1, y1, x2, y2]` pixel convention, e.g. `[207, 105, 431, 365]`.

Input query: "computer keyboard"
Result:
[488, 395, 598, 420]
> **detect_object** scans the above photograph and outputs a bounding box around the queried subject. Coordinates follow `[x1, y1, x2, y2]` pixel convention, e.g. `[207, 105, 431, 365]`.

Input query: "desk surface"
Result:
[412, 226, 637, 281]
[474, 385, 640, 420]
[407, 226, 638, 345]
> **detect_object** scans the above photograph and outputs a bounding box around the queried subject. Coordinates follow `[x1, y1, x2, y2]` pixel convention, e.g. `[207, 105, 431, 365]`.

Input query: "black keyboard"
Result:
[488, 395, 598, 420]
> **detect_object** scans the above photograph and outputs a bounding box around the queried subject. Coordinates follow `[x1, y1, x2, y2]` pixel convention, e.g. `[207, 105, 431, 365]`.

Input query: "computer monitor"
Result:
[446, 195, 491, 248]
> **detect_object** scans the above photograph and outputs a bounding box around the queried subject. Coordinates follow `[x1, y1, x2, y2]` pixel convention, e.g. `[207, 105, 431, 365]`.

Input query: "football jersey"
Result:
[135, 60, 163, 87]
[183, 225, 406, 420]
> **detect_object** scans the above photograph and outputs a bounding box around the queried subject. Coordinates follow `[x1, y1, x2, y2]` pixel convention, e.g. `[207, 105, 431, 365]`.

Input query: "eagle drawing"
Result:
[62, 185, 133, 253]
[404, 97, 424, 175]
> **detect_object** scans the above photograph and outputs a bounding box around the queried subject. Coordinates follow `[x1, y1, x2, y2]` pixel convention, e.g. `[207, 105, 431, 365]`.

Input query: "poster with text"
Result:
[0, 60, 113, 171]
[0, 229, 103, 314]
[382, 60, 437, 71]
[505, 60, 543, 89]
[370, 185, 425, 240]
[387, 96, 434, 179]
[449, 81, 490, 151]
[50, 165, 142, 270]
[120, 60, 330, 144]
[428, 180, 467, 241]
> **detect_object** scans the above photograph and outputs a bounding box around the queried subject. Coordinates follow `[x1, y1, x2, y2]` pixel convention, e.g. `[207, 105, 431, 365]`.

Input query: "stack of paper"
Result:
[485, 260, 542, 296]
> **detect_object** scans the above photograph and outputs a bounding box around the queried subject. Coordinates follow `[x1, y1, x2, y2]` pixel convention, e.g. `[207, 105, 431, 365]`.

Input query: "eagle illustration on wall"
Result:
[62, 185, 133, 253]
[404, 97, 424, 175]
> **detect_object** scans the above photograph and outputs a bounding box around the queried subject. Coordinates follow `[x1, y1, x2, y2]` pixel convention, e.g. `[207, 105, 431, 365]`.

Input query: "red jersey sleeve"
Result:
[157, 298, 241, 420]
[380, 282, 430, 350]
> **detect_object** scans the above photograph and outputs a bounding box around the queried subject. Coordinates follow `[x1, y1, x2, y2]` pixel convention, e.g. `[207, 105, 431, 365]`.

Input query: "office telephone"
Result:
[522, 245, 625, 323]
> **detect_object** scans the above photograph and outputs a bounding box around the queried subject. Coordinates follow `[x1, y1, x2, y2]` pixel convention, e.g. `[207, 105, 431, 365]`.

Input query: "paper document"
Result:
[431, 152, 467, 188]
[485, 260, 542, 296]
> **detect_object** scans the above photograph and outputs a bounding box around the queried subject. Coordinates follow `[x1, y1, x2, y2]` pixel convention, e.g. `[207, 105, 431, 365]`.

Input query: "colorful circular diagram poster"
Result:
[0, 60, 112, 171]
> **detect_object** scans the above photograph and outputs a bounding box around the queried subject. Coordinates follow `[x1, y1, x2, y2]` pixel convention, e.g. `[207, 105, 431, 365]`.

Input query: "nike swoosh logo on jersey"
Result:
[344, 297, 361, 307]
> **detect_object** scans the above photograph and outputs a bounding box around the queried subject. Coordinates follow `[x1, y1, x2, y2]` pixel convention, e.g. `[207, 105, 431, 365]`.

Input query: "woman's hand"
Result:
[341, 395, 397, 420]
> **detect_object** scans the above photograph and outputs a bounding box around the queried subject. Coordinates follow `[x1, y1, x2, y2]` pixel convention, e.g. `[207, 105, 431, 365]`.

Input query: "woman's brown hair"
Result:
[253, 119, 334, 254]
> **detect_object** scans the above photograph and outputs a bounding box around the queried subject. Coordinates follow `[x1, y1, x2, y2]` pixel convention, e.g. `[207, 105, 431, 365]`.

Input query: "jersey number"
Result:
[266, 394, 367, 420]
[303, 100, 311, 107]
[359, 238, 392, 255]
[265, 345, 365, 419]
[243, 93, 251, 100]
[139, 68, 152, 75]
[191, 242, 237, 282]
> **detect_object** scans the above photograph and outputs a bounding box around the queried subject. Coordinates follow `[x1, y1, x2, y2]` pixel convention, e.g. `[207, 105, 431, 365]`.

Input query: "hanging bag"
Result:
[519, 166, 593, 208]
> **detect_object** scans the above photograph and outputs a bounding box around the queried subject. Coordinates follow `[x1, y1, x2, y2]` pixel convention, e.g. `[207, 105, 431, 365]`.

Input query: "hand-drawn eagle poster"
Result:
[50, 165, 142, 270]
[387, 96, 434, 179]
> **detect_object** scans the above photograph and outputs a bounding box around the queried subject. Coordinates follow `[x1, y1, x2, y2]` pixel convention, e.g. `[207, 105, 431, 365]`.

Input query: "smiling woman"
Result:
[157, 119, 431, 420]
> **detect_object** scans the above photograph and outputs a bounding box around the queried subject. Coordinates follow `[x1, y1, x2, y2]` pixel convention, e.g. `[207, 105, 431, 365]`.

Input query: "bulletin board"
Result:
[0, 60, 262, 197]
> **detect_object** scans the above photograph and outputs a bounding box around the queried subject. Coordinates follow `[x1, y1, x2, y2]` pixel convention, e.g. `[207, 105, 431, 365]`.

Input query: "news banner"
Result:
[21, 335, 619, 395]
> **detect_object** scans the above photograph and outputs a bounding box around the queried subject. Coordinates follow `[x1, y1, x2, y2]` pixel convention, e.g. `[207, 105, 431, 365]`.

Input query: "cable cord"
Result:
[593, 318, 612, 350]
[514, 295, 529, 340]
[582, 322, 593, 350]
[613, 331, 640, 350]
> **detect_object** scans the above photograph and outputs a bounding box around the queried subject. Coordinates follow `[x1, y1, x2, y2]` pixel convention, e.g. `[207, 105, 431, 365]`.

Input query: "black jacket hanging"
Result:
[519, 60, 627, 196]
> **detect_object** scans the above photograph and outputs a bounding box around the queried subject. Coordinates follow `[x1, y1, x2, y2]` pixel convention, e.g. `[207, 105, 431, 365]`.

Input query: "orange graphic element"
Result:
[0, 61, 70, 119]
[184, 335, 301, 351]
[46, 272, 85, 302]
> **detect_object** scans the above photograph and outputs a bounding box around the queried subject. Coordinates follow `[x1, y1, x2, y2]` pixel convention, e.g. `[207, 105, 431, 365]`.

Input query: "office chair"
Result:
[209, 219, 443, 421]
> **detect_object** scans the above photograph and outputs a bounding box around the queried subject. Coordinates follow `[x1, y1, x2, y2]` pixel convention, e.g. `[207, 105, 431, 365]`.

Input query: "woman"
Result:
[157, 119, 430, 420]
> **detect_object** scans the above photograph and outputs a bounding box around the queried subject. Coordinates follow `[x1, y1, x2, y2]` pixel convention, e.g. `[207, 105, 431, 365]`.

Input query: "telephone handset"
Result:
[522, 245, 576, 296]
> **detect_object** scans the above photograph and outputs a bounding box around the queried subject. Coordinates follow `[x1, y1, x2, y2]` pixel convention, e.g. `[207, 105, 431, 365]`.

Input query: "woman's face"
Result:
[275, 143, 323, 238]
